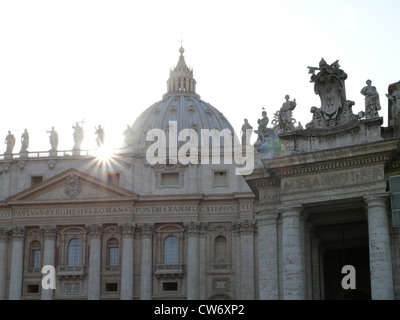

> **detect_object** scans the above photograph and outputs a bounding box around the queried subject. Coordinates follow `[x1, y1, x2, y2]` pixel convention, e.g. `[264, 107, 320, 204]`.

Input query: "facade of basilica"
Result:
[0, 48, 399, 300]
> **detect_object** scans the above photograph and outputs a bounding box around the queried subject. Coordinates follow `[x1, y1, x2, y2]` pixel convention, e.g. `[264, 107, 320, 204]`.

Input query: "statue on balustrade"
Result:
[361, 79, 381, 119]
[72, 122, 84, 151]
[47, 127, 59, 151]
[20, 129, 29, 153]
[4, 131, 16, 154]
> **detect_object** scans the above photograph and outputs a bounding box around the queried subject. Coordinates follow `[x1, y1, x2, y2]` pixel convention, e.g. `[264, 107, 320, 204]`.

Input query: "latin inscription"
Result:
[282, 167, 383, 192]
[1, 203, 253, 219]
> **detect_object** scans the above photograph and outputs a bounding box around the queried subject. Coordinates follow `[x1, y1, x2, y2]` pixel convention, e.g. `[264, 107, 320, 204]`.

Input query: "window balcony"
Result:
[24, 268, 42, 278]
[57, 266, 86, 279]
[208, 263, 232, 274]
[155, 264, 184, 279]
[103, 266, 120, 274]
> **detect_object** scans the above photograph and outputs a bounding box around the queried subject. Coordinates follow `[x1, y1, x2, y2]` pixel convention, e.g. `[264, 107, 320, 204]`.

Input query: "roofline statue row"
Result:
[252, 58, 396, 147]
[3, 122, 107, 158]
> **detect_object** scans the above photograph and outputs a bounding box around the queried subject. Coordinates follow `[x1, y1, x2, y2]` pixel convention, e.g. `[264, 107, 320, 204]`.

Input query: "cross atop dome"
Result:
[163, 46, 199, 99]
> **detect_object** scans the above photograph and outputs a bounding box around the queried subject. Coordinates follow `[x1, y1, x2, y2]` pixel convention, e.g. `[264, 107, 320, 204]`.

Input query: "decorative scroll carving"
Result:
[119, 223, 136, 238]
[12, 226, 25, 240]
[41, 225, 57, 241]
[140, 223, 154, 239]
[185, 221, 200, 237]
[86, 224, 102, 239]
[0, 228, 10, 242]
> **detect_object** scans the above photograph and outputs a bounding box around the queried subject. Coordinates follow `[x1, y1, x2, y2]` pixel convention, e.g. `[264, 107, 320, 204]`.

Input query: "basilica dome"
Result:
[128, 47, 236, 151]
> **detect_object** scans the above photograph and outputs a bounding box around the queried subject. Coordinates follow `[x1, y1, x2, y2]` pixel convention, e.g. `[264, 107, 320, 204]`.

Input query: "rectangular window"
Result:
[162, 282, 178, 291]
[108, 247, 119, 267]
[107, 173, 120, 185]
[31, 249, 41, 269]
[160, 173, 180, 186]
[31, 176, 43, 187]
[27, 284, 40, 294]
[105, 283, 118, 292]
[213, 171, 227, 186]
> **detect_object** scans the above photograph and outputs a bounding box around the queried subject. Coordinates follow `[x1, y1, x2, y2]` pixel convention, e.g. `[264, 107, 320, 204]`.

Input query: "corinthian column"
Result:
[9, 226, 25, 300]
[257, 213, 279, 300]
[87, 224, 102, 300]
[0, 228, 10, 300]
[186, 222, 199, 300]
[120, 223, 135, 300]
[140, 224, 153, 300]
[280, 206, 306, 300]
[365, 195, 394, 300]
[40, 225, 57, 300]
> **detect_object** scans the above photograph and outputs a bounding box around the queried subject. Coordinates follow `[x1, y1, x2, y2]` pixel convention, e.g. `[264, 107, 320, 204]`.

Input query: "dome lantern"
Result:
[163, 47, 200, 99]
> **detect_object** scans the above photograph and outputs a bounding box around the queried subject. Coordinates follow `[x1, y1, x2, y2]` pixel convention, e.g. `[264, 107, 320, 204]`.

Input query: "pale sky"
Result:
[0, 0, 399, 153]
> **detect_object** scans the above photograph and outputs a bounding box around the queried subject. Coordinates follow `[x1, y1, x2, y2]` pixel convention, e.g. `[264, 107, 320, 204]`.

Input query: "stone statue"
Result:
[20, 129, 29, 153]
[94, 125, 105, 147]
[279, 95, 297, 132]
[361, 80, 381, 119]
[387, 82, 400, 127]
[254, 109, 271, 143]
[4, 131, 16, 154]
[123, 125, 134, 147]
[241, 119, 253, 145]
[47, 127, 59, 151]
[72, 122, 84, 150]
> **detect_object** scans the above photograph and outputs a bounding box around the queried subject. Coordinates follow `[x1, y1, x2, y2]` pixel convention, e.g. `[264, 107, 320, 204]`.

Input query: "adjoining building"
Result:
[0, 49, 399, 300]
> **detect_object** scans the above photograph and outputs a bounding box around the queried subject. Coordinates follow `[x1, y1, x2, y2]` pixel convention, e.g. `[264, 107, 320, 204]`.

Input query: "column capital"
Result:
[198, 223, 208, 238]
[119, 223, 136, 238]
[239, 220, 256, 236]
[11, 226, 25, 241]
[86, 224, 103, 240]
[139, 223, 154, 239]
[0, 227, 10, 243]
[185, 221, 200, 237]
[40, 225, 57, 241]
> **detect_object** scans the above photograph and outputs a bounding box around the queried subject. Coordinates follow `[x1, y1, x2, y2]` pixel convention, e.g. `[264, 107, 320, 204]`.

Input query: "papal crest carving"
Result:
[65, 174, 82, 199]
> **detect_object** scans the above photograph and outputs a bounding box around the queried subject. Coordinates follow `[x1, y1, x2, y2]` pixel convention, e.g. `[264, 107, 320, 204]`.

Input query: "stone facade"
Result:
[0, 52, 399, 300]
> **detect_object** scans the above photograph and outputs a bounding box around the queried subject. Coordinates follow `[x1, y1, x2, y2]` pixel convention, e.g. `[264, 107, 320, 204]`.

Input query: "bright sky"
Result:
[0, 0, 399, 152]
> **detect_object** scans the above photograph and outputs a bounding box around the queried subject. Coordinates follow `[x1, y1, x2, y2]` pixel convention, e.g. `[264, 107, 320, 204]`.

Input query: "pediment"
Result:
[7, 168, 138, 204]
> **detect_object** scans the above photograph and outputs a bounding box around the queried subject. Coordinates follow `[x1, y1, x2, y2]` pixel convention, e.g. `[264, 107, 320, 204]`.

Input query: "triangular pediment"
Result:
[7, 168, 138, 204]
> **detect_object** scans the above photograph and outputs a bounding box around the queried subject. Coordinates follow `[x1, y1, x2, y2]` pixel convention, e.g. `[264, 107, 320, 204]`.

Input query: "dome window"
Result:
[188, 105, 195, 112]
[206, 108, 213, 115]
[170, 106, 177, 113]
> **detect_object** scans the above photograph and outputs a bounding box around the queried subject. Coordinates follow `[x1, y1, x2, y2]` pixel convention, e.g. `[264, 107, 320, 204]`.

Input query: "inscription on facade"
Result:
[282, 167, 383, 193]
[8, 206, 134, 218]
[1, 203, 254, 219]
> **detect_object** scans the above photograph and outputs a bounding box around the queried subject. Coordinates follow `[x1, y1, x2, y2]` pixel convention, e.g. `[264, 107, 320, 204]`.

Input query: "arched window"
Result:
[214, 236, 227, 264]
[164, 236, 179, 265]
[29, 240, 41, 269]
[107, 238, 119, 267]
[67, 238, 82, 266]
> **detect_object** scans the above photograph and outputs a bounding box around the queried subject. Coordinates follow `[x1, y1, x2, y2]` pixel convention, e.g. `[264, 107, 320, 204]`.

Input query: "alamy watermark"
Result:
[145, 121, 254, 175]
